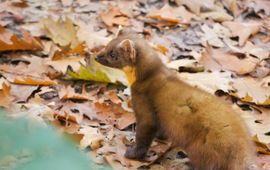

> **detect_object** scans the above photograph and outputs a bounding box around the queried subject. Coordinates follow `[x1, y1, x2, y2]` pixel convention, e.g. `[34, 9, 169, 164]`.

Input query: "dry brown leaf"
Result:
[42, 16, 79, 47]
[175, 0, 215, 15]
[247, 0, 270, 16]
[59, 85, 89, 100]
[76, 21, 111, 50]
[61, 0, 73, 6]
[147, 5, 197, 25]
[253, 135, 270, 155]
[103, 135, 146, 169]
[234, 105, 270, 145]
[221, 0, 238, 16]
[0, 11, 23, 26]
[231, 77, 270, 105]
[0, 81, 14, 108]
[52, 113, 81, 134]
[241, 41, 270, 60]
[107, 90, 122, 105]
[78, 126, 104, 150]
[178, 71, 233, 94]
[94, 102, 135, 130]
[10, 84, 38, 102]
[200, 45, 260, 75]
[46, 56, 85, 74]
[196, 23, 233, 48]
[51, 43, 85, 60]
[0, 25, 42, 51]
[200, 11, 233, 22]
[0, 56, 55, 85]
[223, 21, 261, 46]
[100, 6, 129, 27]
[0, 65, 55, 85]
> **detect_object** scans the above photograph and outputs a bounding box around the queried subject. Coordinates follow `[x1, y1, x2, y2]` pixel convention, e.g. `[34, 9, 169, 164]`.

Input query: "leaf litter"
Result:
[0, 0, 269, 169]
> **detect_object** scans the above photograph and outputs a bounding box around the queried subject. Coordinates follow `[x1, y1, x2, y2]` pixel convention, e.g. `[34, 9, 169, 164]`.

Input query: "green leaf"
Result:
[67, 54, 128, 85]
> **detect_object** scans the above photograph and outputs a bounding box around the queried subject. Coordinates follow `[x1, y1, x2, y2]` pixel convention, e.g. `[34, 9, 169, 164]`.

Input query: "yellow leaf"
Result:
[42, 16, 79, 47]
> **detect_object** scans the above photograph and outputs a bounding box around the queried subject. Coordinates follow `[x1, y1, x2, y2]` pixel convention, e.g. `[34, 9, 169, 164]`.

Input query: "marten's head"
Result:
[96, 30, 139, 85]
[96, 32, 137, 69]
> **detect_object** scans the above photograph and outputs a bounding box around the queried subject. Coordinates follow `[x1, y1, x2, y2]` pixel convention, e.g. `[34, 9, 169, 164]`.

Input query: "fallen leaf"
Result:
[76, 21, 111, 50]
[178, 71, 233, 94]
[0, 81, 14, 108]
[59, 85, 89, 101]
[93, 102, 135, 130]
[0, 25, 42, 51]
[241, 41, 270, 60]
[147, 5, 197, 25]
[200, 45, 260, 75]
[253, 135, 270, 155]
[0, 56, 55, 85]
[67, 54, 128, 85]
[10, 84, 38, 102]
[200, 11, 233, 22]
[246, 0, 270, 16]
[51, 43, 86, 60]
[223, 21, 261, 46]
[196, 23, 234, 48]
[175, 0, 215, 15]
[61, 0, 73, 6]
[100, 6, 129, 27]
[46, 56, 85, 74]
[221, 0, 238, 16]
[230, 77, 270, 105]
[42, 16, 79, 47]
[78, 126, 104, 150]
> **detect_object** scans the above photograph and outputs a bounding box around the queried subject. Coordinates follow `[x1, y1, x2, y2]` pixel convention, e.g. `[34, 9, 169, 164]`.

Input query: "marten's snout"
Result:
[96, 52, 109, 65]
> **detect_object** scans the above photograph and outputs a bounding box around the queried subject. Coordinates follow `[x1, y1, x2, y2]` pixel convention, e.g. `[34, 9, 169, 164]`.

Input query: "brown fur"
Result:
[96, 32, 257, 170]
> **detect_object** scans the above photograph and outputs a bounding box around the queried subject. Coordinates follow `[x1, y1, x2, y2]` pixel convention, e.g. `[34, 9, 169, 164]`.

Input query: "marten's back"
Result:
[145, 69, 255, 170]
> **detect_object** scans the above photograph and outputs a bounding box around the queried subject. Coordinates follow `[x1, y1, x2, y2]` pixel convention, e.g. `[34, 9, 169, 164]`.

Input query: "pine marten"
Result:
[96, 31, 258, 170]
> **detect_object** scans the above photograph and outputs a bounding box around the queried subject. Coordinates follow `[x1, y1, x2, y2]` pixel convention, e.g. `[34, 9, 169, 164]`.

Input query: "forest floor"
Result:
[0, 0, 269, 169]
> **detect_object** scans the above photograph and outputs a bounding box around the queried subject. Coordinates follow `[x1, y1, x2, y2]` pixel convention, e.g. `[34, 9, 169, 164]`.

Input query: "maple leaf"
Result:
[100, 6, 129, 27]
[0, 25, 43, 51]
[42, 16, 79, 48]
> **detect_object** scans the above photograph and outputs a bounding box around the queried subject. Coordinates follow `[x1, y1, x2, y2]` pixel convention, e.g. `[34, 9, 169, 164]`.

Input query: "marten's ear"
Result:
[118, 39, 136, 63]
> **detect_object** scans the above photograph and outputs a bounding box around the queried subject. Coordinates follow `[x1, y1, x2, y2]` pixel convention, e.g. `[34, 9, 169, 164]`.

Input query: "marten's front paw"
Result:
[125, 145, 146, 160]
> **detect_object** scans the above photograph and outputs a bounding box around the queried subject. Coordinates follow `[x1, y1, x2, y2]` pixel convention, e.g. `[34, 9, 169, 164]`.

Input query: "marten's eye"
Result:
[110, 51, 116, 59]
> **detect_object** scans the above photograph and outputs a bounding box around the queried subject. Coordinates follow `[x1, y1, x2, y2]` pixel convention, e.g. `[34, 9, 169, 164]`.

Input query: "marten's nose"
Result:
[95, 54, 108, 65]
